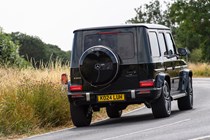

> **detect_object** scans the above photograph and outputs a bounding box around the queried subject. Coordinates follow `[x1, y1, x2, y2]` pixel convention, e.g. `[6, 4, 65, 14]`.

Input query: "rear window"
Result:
[84, 32, 134, 59]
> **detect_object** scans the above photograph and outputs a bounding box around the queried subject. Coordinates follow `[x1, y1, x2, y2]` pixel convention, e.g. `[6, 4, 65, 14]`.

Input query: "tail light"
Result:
[139, 80, 154, 87]
[61, 73, 68, 84]
[70, 85, 83, 91]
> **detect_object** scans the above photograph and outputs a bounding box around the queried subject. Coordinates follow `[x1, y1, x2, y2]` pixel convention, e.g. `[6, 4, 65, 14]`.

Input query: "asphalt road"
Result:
[25, 78, 210, 140]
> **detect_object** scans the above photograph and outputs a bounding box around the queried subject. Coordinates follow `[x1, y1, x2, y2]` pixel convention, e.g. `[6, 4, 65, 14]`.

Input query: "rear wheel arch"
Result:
[155, 73, 171, 90]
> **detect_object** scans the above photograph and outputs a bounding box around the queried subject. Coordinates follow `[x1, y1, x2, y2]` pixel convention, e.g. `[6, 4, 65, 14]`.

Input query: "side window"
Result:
[165, 33, 175, 55]
[148, 32, 160, 57]
[158, 33, 167, 56]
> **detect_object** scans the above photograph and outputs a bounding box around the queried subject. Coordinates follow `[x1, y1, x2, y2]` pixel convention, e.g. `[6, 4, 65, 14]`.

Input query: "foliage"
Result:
[126, 0, 171, 27]
[200, 38, 210, 61]
[189, 48, 202, 63]
[169, 0, 210, 60]
[10, 32, 71, 67]
[0, 29, 27, 67]
[127, 0, 210, 62]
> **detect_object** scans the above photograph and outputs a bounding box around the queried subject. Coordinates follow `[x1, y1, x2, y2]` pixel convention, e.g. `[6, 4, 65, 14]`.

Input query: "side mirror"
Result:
[178, 48, 189, 56]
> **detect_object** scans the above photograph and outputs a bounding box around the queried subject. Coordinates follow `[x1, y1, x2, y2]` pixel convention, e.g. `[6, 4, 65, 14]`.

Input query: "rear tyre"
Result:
[151, 80, 171, 118]
[106, 106, 122, 118]
[70, 103, 92, 127]
[178, 77, 193, 110]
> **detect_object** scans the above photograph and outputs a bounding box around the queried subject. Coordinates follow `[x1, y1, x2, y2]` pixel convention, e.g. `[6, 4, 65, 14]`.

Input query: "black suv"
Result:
[68, 24, 193, 127]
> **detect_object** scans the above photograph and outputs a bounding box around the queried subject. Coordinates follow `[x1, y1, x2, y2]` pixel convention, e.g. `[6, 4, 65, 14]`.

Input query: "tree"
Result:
[10, 32, 71, 67]
[10, 32, 49, 66]
[127, 0, 210, 62]
[0, 29, 26, 67]
[126, 0, 171, 27]
[169, 0, 210, 61]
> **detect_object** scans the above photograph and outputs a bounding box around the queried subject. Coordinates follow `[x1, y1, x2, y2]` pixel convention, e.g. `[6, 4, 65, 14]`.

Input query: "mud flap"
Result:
[178, 70, 192, 92]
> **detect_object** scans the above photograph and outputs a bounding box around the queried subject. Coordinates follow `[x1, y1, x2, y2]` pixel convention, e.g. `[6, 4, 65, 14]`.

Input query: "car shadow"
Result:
[70, 109, 188, 132]
[91, 109, 185, 127]
[91, 113, 154, 127]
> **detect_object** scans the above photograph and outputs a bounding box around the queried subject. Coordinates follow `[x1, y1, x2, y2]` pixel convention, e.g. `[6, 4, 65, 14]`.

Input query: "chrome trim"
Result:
[175, 66, 181, 69]
[86, 92, 90, 101]
[131, 90, 136, 99]
[182, 65, 188, 68]
[154, 68, 165, 71]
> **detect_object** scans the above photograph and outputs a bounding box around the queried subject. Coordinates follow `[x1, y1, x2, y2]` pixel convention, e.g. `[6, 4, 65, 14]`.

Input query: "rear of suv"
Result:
[68, 24, 193, 127]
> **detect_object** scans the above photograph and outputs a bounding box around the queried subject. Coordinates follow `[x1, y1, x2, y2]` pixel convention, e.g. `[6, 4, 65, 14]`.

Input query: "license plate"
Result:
[97, 94, 125, 102]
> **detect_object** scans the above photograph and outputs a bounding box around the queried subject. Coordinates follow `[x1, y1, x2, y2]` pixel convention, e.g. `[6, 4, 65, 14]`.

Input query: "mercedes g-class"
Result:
[68, 24, 193, 127]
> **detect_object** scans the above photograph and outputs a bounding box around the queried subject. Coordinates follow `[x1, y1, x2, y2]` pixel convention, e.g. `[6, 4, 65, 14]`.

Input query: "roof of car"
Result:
[73, 23, 170, 32]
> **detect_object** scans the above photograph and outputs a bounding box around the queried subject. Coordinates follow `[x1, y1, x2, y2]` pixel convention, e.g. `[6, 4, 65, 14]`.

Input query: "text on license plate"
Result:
[97, 94, 125, 102]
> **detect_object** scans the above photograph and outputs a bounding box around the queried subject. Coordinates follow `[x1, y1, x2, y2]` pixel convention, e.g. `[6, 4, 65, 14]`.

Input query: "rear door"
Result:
[81, 28, 140, 91]
[164, 32, 180, 94]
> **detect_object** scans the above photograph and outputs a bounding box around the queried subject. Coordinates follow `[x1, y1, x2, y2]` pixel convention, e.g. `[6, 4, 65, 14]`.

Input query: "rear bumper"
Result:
[68, 87, 162, 106]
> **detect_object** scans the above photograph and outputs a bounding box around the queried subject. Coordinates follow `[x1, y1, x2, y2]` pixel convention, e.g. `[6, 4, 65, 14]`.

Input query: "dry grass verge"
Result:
[0, 67, 70, 138]
[188, 63, 210, 77]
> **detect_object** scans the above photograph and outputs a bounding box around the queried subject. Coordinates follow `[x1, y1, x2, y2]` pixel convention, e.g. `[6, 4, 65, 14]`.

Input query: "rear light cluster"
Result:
[69, 81, 154, 91]
[70, 85, 83, 91]
[139, 80, 154, 88]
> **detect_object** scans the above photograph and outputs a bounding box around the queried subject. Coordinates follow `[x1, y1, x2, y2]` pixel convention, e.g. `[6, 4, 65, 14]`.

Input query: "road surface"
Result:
[25, 78, 210, 140]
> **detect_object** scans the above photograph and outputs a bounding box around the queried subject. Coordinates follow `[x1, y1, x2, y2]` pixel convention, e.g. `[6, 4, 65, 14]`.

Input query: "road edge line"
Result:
[188, 135, 210, 140]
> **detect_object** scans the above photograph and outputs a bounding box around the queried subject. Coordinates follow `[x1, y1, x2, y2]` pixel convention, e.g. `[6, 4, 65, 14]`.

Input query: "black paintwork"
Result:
[69, 24, 192, 107]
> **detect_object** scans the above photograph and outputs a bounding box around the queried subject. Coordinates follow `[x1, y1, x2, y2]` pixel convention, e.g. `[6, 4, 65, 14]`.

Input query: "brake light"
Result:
[139, 80, 154, 87]
[70, 85, 83, 91]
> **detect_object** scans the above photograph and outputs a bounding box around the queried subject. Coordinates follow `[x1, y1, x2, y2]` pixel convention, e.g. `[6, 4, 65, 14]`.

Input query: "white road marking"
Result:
[188, 135, 210, 140]
[102, 119, 191, 140]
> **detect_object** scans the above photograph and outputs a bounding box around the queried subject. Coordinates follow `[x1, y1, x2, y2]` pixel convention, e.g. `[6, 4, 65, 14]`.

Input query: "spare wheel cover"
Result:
[79, 45, 119, 86]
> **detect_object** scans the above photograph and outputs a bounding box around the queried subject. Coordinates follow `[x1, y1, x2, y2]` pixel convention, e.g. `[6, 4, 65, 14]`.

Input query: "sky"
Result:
[0, 0, 164, 51]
